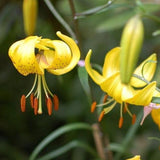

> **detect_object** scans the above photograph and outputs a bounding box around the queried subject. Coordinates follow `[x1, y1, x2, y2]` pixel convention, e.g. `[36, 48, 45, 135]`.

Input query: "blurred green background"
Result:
[0, 0, 160, 160]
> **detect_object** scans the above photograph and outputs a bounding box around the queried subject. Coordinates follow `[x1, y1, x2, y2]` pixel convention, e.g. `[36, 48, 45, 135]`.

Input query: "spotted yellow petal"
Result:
[9, 36, 43, 76]
[47, 31, 80, 75]
[44, 40, 71, 69]
[125, 81, 156, 106]
[85, 50, 105, 85]
[102, 47, 120, 78]
[130, 54, 157, 88]
[151, 108, 160, 129]
[100, 72, 123, 103]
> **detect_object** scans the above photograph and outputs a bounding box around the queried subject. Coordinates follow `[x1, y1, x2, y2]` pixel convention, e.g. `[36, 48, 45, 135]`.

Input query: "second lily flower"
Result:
[85, 47, 158, 127]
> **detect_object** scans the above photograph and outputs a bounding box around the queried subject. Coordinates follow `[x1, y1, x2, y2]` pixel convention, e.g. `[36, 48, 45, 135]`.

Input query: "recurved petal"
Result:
[151, 108, 160, 129]
[44, 40, 71, 69]
[85, 50, 105, 85]
[102, 47, 120, 78]
[9, 36, 43, 76]
[125, 81, 156, 106]
[100, 72, 123, 103]
[130, 53, 157, 88]
[47, 31, 80, 75]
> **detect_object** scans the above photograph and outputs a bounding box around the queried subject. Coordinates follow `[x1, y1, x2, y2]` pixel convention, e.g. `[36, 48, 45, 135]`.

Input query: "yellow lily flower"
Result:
[9, 31, 80, 115]
[126, 155, 141, 160]
[85, 47, 157, 127]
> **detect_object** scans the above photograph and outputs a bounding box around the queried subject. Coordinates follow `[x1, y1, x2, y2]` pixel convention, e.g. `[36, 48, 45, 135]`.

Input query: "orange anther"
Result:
[123, 106, 127, 113]
[33, 98, 38, 115]
[53, 94, 59, 111]
[123, 103, 128, 113]
[20, 94, 26, 112]
[132, 114, 136, 125]
[30, 93, 34, 108]
[98, 110, 105, 122]
[47, 97, 52, 116]
[91, 101, 97, 113]
[103, 95, 108, 103]
[118, 117, 123, 128]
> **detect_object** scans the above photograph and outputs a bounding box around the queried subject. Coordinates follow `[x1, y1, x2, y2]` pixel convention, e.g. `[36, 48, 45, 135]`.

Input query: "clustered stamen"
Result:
[20, 73, 59, 115]
[91, 94, 137, 128]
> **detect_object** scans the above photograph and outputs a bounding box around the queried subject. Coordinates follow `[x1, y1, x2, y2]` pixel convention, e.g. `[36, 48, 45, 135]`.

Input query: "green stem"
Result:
[143, 14, 160, 24]
[44, 0, 76, 40]
[75, 0, 116, 18]
[29, 123, 92, 160]
[68, 0, 81, 48]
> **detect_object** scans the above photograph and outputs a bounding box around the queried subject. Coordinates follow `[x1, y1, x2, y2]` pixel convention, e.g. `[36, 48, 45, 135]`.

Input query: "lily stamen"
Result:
[98, 110, 105, 122]
[91, 101, 97, 113]
[132, 114, 136, 125]
[96, 98, 115, 107]
[53, 94, 59, 111]
[33, 98, 38, 115]
[46, 97, 53, 115]
[119, 117, 123, 128]
[20, 95, 26, 112]
[30, 93, 34, 108]
[103, 94, 108, 103]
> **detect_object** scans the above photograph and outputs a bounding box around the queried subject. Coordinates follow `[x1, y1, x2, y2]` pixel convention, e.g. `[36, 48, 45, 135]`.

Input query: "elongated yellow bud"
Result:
[120, 15, 144, 84]
[23, 0, 38, 36]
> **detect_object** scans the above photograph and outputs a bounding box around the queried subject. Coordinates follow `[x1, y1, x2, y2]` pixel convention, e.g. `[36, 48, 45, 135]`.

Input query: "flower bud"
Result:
[23, 0, 38, 36]
[120, 15, 144, 84]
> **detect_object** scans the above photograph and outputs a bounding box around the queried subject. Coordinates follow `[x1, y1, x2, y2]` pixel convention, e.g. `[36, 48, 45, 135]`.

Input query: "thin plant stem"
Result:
[44, 0, 76, 40]
[92, 123, 107, 160]
[68, 0, 81, 48]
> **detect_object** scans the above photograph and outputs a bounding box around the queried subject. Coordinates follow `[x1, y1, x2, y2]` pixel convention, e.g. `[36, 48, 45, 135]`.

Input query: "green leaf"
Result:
[29, 123, 92, 160]
[78, 66, 92, 102]
[97, 9, 135, 32]
[151, 97, 160, 104]
[37, 140, 98, 160]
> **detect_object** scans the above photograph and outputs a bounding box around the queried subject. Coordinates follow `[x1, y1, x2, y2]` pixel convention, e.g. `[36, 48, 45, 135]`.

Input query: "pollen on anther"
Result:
[132, 114, 136, 125]
[34, 98, 38, 115]
[91, 101, 97, 113]
[103, 95, 108, 103]
[47, 97, 52, 115]
[30, 93, 34, 108]
[20, 94, 26, 112]
[123, 103, 128, 113]
[119, 117, 123, 128]
[98, 110, 105, 122]
[53, 94, 59, 111]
